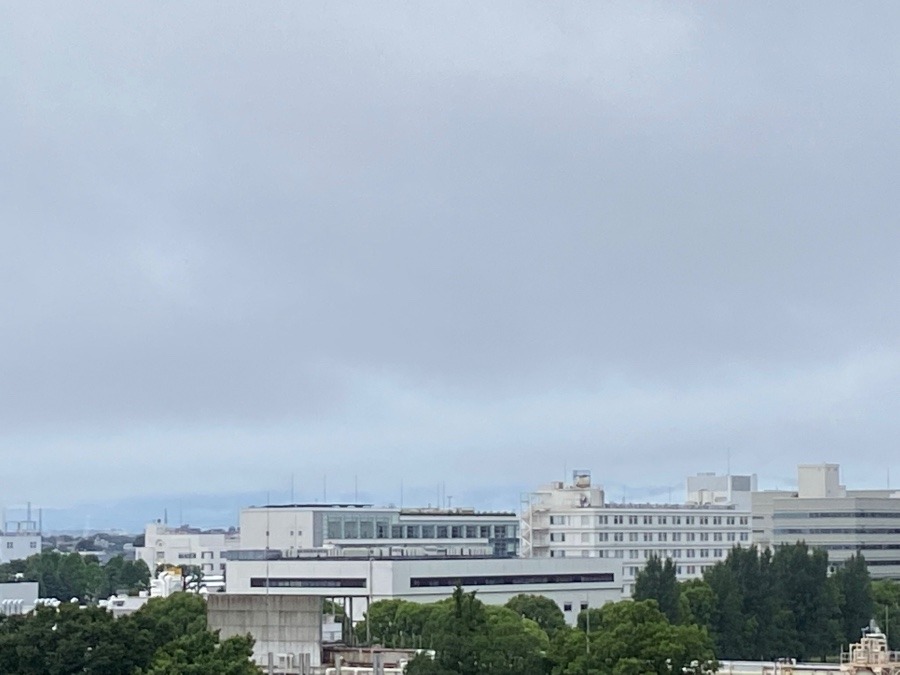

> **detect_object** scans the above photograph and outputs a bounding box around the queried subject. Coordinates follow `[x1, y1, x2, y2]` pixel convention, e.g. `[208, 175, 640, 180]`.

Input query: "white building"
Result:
[134, 522, 240, 574]
[0, 513, 41, 564]
[686, 472, 757, 511]
[224, 554, 623, 626]
[521, 471, 751, 595]
[239, 504, 519, 558]
[752, 463, 900, 579]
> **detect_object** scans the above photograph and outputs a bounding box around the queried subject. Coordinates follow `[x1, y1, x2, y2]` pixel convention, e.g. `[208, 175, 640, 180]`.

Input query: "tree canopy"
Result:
[0, 592, 258, 674]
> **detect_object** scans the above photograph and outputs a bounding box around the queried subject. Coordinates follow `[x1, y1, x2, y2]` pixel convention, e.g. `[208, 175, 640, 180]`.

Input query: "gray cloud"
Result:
[1, 2, 899, 509]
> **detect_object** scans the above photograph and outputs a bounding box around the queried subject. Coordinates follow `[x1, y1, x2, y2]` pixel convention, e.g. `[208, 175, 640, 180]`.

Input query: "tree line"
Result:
[0, 551, 151, 602]
[634, 543, 896, 661]
[358, 588, 716, 675]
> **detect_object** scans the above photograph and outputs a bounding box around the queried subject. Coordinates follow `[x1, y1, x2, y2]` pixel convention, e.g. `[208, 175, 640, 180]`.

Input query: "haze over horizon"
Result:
[2, 3, 899, 517]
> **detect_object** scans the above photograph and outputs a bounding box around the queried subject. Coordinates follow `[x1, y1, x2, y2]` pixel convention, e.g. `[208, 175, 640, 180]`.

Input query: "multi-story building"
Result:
[134, 522, 240, 574]
[686, 472, 757, 510]
[752, 463, 900, 579]
[521, 471, 751, 594]
[239, 504, 519, 558]
[1, 513, 41, 564]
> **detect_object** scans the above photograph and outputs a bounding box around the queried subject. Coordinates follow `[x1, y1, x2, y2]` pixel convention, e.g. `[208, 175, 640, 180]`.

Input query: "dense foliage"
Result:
[359, 588, 714, 675]
[0, 592, 258, 674]
[0, 552, 151, 602]
[635, 545, 880, 661]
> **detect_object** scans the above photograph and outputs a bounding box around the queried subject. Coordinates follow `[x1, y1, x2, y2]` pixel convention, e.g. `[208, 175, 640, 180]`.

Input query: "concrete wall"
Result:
[207, 593, 322, 668]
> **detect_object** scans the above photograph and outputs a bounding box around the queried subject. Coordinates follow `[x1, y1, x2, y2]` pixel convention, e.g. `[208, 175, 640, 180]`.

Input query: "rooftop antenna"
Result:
[447, 495, 453, 509]
[164, 508, 168, 525]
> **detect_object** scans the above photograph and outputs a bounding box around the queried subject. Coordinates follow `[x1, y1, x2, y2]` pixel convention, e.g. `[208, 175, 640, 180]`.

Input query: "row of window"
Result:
[773, 512, 900, 520]
[625, 564, 710, 577]
[549, 515, 749, 527]
[326, 522, 515, 541]
[549, 531, 747, 543]
[775, 528, 900, 535]
[550, 548, 727, 560]
[409, 572, 615, 588]
[4, 541, 38, 550]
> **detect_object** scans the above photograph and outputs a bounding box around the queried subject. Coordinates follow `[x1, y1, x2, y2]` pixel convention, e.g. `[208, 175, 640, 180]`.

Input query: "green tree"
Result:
[872, 580, 900, 650]
[834, 553, 874, 647]
[678, 578, 715, 627]
[139, 630, 258, 675]
[549, 599, 717, 675]
[634, 555, 680, 623]
[504, 594, 566, 638]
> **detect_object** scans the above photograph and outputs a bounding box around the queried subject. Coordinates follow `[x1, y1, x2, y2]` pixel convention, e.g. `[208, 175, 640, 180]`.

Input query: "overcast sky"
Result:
[2, 2, 899, 514]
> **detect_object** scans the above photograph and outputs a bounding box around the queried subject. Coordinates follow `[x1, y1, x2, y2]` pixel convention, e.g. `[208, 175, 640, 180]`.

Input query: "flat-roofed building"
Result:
[224, 553, 623, 626]
[522, 471, 751, 595]
[134, 522, 240, 574]
[239, 504, 519, 558]
[753, 463, 900, 579]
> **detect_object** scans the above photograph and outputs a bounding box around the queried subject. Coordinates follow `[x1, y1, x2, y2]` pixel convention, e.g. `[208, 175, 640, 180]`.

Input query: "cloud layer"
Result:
[2, 3, 899, 510]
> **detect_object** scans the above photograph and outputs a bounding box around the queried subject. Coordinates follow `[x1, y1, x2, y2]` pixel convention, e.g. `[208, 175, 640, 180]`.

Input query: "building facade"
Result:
[521, 471, 751, 595]
[134, 522, 240, 574]
[752, 464, 900, 579]
[239, 504, 519, 558]
[224, 554, 624, 626]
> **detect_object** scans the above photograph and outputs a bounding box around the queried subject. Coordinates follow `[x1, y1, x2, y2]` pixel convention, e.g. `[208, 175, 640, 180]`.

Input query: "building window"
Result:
[436, 526, 448, 539]
[672, 549, 682, 558]
[643, 533, 653, 542]
[550, 533, 566, 542]
[643, 516, 652, 525]
[564, 602, 572, 612]
[480, 526, 490, 538]
[673, 516, 682, 525]
[613, 515, 623, 525]
[672, 533, 681, 541]
[614, 533, 623, 542]
[628, 516, 638, 525]
[5, 542, 12, 549]
[177, 553, 197, 559]
[598, 533, 608, 542]
[580, 601, 589, 610]
[699, 517, 709, 525]
[451, 526, 462, 538]
[30, 542, 37, 549]
[685, 517, 694, 525]
[713, 517, 722, 525]
[740, 533, 749, 541]
[713, 533, 723, 541]
[551, 550, 566, 558]
[466, 526, 477, 538]
[700, 533, 709, 541]
[740, 517, 749, 525]
[599, 516, 608, 525]
[727, 517, 735, 525]
[421, 525, 435, 538]
[686, 533, 695, 541]
[659, 516, 667, 525]
[658, 532, 667, 542]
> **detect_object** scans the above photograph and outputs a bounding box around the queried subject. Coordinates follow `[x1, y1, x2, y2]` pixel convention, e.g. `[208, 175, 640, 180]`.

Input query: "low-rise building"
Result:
[224, 553, 623, 626]
[134, 522, 240, 574]
[239, 504, 519, 558]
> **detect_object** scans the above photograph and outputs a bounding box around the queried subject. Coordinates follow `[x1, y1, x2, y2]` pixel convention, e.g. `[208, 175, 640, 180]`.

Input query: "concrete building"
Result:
[224, 554, 623, 626]
[208, 594, 321, 672]
[134, 522, 240, 574]
[752, 463, 900, 579]
[239, 504, 519, 558]
[0, 513, 41, 564]
[521, 471, 751, 594]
